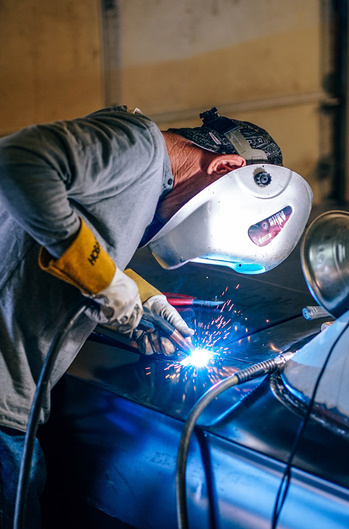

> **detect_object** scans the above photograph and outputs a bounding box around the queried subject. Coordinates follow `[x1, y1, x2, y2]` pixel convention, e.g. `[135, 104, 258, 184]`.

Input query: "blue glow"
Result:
[181, 348, 212, 367]
[191, 257, 265, 274]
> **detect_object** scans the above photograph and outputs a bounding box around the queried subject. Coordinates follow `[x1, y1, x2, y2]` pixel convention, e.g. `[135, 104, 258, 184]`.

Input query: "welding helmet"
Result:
[146, 164, 313, 274]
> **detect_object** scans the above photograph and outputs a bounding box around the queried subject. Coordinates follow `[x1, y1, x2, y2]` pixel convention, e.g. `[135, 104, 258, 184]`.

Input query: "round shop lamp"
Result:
[301, 210, 349, 318]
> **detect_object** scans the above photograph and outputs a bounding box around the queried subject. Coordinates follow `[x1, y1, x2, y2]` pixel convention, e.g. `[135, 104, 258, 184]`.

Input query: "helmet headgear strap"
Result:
[200, 107, 268, 164]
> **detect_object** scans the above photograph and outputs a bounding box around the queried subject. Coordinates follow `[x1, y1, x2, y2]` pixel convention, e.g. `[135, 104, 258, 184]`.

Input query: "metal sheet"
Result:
[40, 374, 349, 529]
[40, 204, 349, 528]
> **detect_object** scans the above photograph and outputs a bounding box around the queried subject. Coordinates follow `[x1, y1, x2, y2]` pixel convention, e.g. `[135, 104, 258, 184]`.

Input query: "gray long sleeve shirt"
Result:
[0, 106, 173, 431]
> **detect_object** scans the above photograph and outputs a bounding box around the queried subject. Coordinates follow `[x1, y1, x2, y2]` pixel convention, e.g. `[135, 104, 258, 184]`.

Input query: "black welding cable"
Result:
[13, 299, 90, 529]
[176, 352, 293, 529]
[271, 320, 349, 529]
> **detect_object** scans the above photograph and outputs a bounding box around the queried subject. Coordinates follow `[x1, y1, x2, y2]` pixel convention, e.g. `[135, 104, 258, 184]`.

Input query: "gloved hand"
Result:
[85, 267, 143, 334]
[123, 269, 194, 355]
[138, 294, 195, 355]
[39, 218, 143, 334]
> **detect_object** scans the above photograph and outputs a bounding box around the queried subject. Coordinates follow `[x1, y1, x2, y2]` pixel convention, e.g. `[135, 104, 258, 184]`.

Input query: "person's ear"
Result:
[207, 154, 246, 177]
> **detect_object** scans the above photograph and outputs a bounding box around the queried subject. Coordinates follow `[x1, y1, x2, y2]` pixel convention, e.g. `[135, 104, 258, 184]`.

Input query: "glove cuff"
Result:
[124, 269, 162, 303]
[39, 218, 116, 295]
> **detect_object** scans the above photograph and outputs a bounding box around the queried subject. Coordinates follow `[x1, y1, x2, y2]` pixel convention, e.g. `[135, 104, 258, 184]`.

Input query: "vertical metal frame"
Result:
[345, 2, 349, 202]
[100, 0, 122, 106]
[332, 0, 348, 202]
[320, 0, 348, 202]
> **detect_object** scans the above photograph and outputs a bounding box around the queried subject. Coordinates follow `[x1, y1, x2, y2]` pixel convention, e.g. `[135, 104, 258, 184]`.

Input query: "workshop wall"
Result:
[119, 0, 324, 202]
[0, 0, 328, 202]
[0, 0, 104, 136]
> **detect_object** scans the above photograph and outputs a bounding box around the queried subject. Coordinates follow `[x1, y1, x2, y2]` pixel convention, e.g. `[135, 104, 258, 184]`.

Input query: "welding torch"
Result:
[139, 307, 195, 355]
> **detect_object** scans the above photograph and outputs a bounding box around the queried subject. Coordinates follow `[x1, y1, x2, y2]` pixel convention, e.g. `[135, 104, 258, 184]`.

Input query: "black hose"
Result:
[176, 352, 292, 529]
[13, 299, 90, 529]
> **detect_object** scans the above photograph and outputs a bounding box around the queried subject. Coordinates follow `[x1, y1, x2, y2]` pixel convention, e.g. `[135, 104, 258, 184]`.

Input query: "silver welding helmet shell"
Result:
[146, 164, 313, 274]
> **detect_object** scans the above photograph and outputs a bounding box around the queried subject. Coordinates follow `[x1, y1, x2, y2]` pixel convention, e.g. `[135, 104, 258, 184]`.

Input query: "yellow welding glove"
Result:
[39, 219, 143, 333]
[125, 269, 194, 355]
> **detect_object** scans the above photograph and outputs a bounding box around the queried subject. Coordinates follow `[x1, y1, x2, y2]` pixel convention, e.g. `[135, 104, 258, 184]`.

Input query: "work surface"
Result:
[67, 206, 324, 423]
[40, 202, 349, 529]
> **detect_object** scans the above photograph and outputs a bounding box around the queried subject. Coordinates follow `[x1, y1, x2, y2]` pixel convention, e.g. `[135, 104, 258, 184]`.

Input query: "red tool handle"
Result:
[163, 292, 224, 307]
[163, 292, 196, 306]
[166, 297, 196, 306]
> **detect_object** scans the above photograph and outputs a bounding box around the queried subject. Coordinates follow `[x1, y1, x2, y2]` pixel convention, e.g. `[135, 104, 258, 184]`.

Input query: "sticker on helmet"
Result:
[248, 206, 292, 247]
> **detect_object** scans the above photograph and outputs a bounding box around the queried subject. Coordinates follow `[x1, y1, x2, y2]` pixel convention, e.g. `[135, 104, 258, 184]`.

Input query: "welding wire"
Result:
[302, 305, 332, 321]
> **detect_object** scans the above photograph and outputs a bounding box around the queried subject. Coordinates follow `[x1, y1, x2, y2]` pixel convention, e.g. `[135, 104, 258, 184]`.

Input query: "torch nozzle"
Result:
[170, 329, 196, 355]
[140, 307, 195, 355]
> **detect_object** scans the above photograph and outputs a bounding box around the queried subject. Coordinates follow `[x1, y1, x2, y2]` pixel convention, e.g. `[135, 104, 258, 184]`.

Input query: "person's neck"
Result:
[158, 131, 217, 222]
[162, 131, 203, 185]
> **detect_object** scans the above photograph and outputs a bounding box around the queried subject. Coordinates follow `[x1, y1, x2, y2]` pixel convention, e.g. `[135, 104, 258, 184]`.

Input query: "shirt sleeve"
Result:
[0, 108, 160, 258]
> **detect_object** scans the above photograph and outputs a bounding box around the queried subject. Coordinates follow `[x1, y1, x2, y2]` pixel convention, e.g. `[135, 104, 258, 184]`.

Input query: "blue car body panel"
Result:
[39, 206, 349, 528]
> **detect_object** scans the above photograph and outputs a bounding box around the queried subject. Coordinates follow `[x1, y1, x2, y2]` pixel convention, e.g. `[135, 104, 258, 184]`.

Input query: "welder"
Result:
[0, 105, 282, 528]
